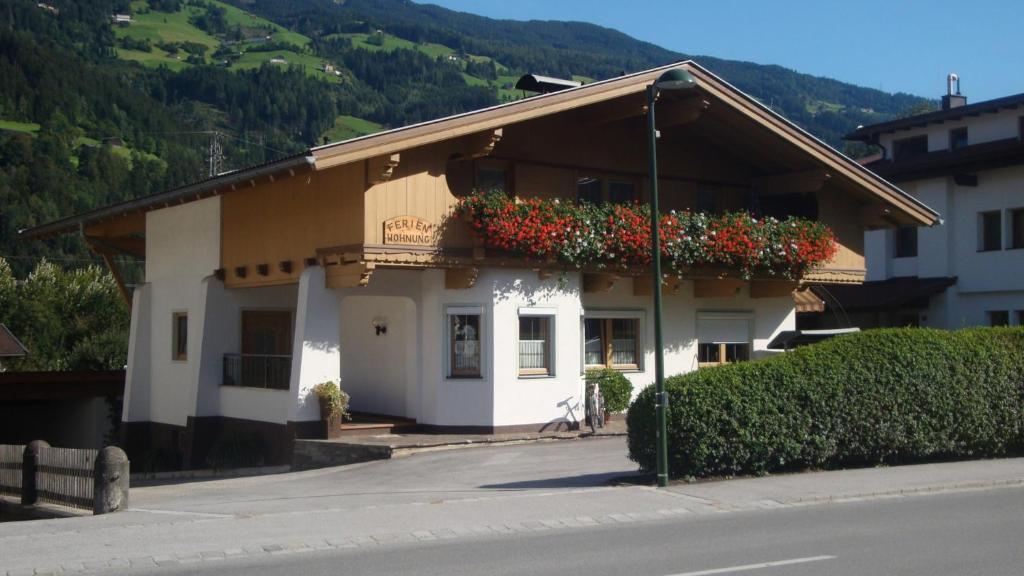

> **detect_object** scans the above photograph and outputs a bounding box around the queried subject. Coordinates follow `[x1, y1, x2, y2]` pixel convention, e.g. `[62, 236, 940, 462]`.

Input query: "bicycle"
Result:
[585, 380, 605, 433]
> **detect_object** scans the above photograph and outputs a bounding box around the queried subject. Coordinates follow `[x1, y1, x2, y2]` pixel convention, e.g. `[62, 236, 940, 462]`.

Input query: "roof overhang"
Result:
[20, 60, 941, 241]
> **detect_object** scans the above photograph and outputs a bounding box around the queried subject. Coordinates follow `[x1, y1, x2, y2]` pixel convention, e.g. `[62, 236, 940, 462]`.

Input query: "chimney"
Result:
[941, 73, 967, 110]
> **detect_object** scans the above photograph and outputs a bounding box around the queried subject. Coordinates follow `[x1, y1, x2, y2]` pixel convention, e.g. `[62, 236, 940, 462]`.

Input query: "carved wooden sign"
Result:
[383, 215, 437, 246]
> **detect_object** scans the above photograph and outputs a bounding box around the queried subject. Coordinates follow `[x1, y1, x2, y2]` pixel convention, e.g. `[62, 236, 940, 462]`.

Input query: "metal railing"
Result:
[223, 354, 292, 390]
[0, 444, 23, 498]
[37, 447, 97, 510]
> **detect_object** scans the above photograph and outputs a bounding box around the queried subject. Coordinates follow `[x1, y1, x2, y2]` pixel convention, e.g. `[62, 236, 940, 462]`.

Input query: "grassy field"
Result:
[214, 0, 311, 46]
[321, 115, 384, 144]
[0, 119, 41, 134]
[329, 32, 456, 60]
[116, 2, 220, 51]
[229, 50, 341, 83]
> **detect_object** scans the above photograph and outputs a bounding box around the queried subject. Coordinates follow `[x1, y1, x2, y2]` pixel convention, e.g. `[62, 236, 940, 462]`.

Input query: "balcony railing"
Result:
[223, 354, 292, 391]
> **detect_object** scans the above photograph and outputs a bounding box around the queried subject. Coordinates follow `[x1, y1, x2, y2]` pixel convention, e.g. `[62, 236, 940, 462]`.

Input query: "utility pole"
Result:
[207, 131, 224, 177]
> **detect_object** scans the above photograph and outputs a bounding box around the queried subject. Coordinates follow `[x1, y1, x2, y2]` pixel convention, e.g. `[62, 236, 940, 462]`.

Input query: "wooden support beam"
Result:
[462, 128, 503, 159]
[325, 263, 375, 289]
[752, 168, 832, 194]
[633, 276, 684, 296]
[99, 252, 131, 307]
[749, 280, 798, 298]
[445, 267, 479, 289]
[693, 278, 745, 298]
[366, 153, 401, 185]
[582, 273, 617, 293]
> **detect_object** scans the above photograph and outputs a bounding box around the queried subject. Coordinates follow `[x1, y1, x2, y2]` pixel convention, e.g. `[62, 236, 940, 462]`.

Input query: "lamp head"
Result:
[654, 68, 698, 92]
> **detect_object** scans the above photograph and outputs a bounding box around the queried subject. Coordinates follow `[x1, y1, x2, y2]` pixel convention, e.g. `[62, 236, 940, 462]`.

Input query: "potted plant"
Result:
[312, 381, 350, 439]
[585, 368, 633, 421]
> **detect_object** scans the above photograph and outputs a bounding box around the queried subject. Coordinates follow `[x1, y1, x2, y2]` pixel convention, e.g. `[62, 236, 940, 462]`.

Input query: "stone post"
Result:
[21, 439, 49, 506]
[93, 446, 130, 515]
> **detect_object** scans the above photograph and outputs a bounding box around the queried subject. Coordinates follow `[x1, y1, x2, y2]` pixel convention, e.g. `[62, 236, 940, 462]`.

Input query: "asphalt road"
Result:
[126, 485, 1024, 576]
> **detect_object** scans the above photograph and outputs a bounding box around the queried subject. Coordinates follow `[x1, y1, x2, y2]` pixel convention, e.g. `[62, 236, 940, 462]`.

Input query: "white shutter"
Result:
[696, 313, 752, 344]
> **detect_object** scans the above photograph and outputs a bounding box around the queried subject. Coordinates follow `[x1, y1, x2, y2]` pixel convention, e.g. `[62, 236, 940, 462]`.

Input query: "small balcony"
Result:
[222, 354, 292, 391]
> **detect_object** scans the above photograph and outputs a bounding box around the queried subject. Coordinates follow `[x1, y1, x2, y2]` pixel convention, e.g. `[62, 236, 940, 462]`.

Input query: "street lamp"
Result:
[646, 68, 698, 488]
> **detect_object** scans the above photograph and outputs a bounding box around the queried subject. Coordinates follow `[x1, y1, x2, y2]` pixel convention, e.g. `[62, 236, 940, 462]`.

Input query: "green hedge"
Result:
[627, 328, 1024, 479]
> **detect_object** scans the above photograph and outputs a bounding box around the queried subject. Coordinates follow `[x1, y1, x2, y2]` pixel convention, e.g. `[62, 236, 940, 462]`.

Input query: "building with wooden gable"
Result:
[22, 62, 938, 467]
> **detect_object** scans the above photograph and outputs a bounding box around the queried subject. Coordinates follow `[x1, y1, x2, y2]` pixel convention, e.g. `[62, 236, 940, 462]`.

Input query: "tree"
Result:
[0, 258, 128, 372]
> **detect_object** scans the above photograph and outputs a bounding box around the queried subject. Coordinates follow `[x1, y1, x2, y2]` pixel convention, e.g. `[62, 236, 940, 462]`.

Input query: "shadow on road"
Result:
[478, 471, 636, 490]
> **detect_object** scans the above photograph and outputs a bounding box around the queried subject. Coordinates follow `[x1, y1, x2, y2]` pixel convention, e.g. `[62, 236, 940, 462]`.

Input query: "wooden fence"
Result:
[36, 446, 97, 510]
[0, 444, 23, 498]
[1, 443, 128, 514]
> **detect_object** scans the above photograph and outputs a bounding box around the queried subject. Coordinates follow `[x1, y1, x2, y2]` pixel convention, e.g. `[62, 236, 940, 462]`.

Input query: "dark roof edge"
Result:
[19, 153, 315, 240]
[845, 92, 1024, 142]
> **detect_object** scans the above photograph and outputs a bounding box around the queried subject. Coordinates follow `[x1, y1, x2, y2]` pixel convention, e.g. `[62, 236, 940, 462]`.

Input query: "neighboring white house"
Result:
[22, 62, 938, 468]
[808, 76, 1024, 330]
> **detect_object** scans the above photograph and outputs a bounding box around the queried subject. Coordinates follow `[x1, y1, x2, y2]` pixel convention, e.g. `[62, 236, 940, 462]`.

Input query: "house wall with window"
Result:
[129, 197, 221, 428]
[877, 108, 1022, 157]
[856, 97, 1024, 329]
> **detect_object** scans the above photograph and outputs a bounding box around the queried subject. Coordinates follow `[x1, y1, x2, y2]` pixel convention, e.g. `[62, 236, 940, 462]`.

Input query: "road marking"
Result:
[131, 508, 234, 518]
[666, 555, 836, 576]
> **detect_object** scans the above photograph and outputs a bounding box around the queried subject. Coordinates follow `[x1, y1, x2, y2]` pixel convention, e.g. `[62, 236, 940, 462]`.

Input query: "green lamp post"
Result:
[646, 68, 698, 488]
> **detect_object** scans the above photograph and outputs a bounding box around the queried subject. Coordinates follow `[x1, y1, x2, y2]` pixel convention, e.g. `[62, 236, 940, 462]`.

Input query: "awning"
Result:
[767, 328, 860, 350]
[793, 289, 825, 313]
[809, 276, 956, 312]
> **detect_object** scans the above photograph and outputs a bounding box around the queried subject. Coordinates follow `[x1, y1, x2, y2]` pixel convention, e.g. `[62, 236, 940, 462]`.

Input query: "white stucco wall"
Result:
[131, 197, 221, 427]
[289, 266, 341, 423]
[583, 278, 795, 398]
[878, 107, 1022, 158]
[193, 279, 299, 424]
[340, 295, 417, 418]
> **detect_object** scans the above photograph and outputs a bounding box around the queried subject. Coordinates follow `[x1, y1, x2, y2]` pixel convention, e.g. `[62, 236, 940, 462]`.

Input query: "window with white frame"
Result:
[518, 308, 554, 377]
[448, 307, 482, 378]
[583, 312, 641, 371]
[696, 312, 751, 368]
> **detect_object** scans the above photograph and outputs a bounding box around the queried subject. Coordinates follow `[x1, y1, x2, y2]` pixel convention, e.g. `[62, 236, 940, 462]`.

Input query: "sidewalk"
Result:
[1, 437, 1022, 576]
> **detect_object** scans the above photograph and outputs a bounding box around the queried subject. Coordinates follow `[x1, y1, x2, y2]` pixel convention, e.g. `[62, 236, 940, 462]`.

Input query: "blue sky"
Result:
[421, 0, 1023, 101]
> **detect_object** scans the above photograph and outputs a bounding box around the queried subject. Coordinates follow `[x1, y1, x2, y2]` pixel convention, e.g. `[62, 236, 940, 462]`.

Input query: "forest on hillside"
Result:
[0, 0, 934, 277]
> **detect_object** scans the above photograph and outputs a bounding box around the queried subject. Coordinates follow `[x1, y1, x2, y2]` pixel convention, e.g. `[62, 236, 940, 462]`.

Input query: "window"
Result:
[893, 135, 928, 160]
[988, 311, 1010, 327]
[476, 167, 508, 194]
[698, 342, 750, 366]
[172, 312, 188, 361]
[894, 226, 918, 258]
[518, 315, 552, 376]
[576, 175, 638, 205]
[979, 210, 1002, 251]
[949, 127, 968, 150]
[1010, 208, 1024, 250]
[1016, 311, 1024, 326]
[449, 310, 482, 378]
[583, 316, 641, 370]
[696, 312, 751, 368]
[577, 176, 603, 204]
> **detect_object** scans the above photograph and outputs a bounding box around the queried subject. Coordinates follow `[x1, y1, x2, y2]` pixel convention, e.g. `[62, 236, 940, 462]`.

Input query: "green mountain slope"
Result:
[1, 0, 933, 272]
